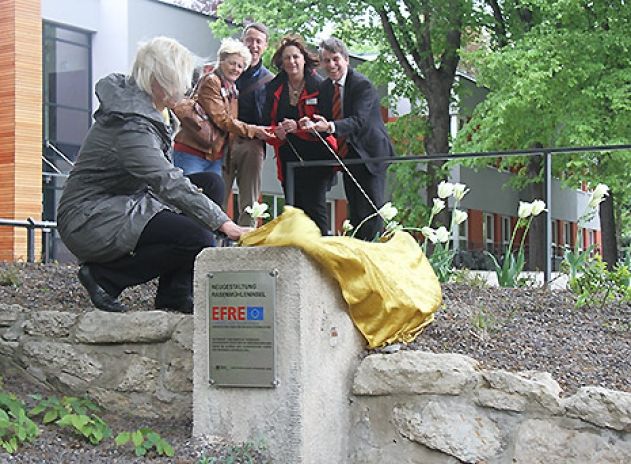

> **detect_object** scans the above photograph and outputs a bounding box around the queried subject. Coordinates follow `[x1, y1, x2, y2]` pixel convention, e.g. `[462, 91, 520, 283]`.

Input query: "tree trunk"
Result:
[600, 191, 618, 270]
[527, 155, 546, 271]
[424, 74, 453, 228]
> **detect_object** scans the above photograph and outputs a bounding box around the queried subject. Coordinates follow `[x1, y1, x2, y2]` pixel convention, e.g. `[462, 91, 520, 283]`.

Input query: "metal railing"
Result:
[0, 218, 57, 263]
[285, 143, 631, 284]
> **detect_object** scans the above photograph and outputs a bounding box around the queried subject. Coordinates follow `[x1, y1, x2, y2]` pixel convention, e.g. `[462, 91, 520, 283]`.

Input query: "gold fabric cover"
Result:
[240, 207, 443, 348]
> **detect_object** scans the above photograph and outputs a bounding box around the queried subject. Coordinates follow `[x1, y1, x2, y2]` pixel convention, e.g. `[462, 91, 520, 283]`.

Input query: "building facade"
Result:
[1, 0, 600, 266]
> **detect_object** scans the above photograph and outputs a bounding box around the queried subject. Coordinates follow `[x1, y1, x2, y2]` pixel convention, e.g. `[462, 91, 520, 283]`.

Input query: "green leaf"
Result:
[115, 432, 130, 445]
[131, 430, 144, 447]
[43, 410, 58, 424]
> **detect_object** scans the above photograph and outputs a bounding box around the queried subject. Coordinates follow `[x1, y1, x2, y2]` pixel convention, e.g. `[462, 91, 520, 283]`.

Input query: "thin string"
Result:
[306, 127, 381, 216]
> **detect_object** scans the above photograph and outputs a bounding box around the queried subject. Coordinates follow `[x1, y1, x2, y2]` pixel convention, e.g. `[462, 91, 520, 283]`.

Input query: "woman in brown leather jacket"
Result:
[173, 38, 272, 176]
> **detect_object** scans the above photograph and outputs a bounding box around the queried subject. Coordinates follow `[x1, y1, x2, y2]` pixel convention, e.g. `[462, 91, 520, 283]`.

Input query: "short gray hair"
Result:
[217, 38, 252, 69]
[242, 22, 269, 41]
[131, 36, 195, 101]
[319, 37, 349, 60]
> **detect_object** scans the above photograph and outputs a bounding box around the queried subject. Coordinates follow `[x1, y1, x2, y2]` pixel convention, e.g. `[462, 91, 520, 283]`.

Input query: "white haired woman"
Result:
[173, 38, 272, 177]
[57, 37, 249, 314]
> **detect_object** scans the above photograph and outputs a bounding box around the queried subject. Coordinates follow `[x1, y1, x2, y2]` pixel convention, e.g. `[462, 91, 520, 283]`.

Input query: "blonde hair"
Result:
[131, 36, 195, 101]
[217, 38, 252, 69]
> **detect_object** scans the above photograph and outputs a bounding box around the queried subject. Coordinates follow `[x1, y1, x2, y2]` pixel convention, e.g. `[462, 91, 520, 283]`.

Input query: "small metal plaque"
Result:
[207, 270, 277, 387]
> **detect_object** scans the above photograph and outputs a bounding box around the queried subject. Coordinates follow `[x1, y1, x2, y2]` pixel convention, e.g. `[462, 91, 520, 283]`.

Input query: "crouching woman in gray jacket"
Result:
[57, 37, 248, 314]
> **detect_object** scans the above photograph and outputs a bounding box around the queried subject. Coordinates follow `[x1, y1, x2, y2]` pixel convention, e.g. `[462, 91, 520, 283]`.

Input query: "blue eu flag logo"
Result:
[246, 306, 264, 321]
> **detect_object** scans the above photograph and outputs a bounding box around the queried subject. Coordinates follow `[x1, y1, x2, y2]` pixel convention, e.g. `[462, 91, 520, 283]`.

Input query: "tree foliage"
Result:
[455, 0, 631, 250]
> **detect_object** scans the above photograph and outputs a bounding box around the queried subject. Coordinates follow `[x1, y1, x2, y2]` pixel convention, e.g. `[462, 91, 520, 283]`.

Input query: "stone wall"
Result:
[0, 303, 193, 420]
[2, 301, 631, 463]
[350, 351, 631, 464]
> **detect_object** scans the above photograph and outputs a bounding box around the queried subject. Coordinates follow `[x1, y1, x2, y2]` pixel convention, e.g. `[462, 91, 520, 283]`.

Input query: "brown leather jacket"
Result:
[174, 72, 258, 160]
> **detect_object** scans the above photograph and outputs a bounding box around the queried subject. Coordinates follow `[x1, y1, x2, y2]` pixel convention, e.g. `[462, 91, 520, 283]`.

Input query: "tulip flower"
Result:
[421, 226, 437, 242]
[435, 226, 450, 243]
[453, 209, 468, 225]
[244, 201, 270, 219]
[452, 183, 470, 201]
[437, 181, 455, 199]
[587, 183, 609, 209]
[432, 198, 446, 215]
[378, 202, 398, 221]
[530, 200, 547, 216]
[518, 201, 534, 219]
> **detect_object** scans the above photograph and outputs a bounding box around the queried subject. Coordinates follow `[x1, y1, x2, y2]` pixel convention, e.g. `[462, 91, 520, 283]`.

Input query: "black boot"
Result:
[78, 265, 128, 313]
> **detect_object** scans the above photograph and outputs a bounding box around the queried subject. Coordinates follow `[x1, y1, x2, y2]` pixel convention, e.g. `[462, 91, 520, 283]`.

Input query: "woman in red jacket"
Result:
[262, 34, 336, 235]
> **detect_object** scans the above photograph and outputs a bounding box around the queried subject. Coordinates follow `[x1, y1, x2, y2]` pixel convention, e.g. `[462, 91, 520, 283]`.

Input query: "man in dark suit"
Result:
[301, 37, 395, 240]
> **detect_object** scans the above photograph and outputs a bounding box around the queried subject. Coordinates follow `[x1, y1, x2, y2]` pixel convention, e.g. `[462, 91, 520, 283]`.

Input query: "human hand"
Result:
[280, 118, 298, 134]
[218, 221, 252, 240]
[300, 114, 329, 132]
[255, 126, 275, 140]
[273, 125, 287, 141]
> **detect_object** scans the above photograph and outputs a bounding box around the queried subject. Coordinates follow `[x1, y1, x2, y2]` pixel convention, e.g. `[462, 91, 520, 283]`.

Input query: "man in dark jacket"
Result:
[224, 23, 274, 226]
[301, 37, 394, 240]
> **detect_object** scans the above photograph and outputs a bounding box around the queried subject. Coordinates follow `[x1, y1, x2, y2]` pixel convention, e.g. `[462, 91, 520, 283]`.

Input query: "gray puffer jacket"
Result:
[58, 73, 229, 263]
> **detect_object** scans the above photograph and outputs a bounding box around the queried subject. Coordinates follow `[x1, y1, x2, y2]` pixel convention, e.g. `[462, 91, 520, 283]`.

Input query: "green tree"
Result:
[211, 0, 525, 226]
[455, 0, 631, 267]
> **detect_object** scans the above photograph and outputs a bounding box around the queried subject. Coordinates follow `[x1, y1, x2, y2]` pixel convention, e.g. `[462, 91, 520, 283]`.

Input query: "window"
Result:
[564, 222, 572, 250]
[483, 213, 495, 252]
[43, 22, 92, 167]
[577, 228, 584, 251]
[453, 216, 468, 251]
[552, 220, 559, 255]
[500, 216, 511, 252]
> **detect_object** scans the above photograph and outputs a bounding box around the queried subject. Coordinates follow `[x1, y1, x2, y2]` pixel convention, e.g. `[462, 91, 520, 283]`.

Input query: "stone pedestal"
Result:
[193, 247, 364, 463]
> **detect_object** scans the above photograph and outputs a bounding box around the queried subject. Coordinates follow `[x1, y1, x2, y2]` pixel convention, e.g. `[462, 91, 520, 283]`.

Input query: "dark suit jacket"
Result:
[318, 68, 395, 174]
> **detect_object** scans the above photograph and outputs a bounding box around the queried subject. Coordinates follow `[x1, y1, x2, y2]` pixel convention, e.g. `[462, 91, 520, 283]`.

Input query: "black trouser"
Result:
[90, 172, 224, 304]
[282, 163, 333, 236]
[343, 159, 385, 241]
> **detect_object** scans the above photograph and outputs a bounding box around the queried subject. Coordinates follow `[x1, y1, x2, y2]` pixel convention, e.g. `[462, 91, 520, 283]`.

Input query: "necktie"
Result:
[332, 82, 348, 157]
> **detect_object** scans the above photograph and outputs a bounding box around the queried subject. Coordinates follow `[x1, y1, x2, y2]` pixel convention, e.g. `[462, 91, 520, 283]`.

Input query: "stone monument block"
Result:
[193, 246, 364, 463]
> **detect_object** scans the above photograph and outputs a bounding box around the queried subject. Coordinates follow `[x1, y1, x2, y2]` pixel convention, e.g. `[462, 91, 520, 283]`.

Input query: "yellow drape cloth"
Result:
[240, 207, 443, 348]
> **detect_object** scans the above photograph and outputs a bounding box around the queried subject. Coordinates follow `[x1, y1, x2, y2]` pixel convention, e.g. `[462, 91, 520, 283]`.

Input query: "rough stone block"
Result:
[21, 341, 102, 388]
[393, 399, 502, 463]
[479, 369, 562, 413]
[0, 303, 23, 327]
[116, 355, 160, 393]
[353, 351, 480, 396]
[171, 317, 193, 351]
[193, 247, 364, 463]
[24, 311, 79, 337]
[75, 310, 182, 344]
[513, 418, 631, 463]
[563, 386, 631, 432]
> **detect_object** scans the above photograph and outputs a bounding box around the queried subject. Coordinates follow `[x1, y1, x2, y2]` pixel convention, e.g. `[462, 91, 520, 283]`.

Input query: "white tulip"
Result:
[421, 226, 437, 242]
[452, 209, 468, 225]
[244, 201, 270, 219]
[385, 221, 403, 233]
[435, 226, 450, 243]
[437, 181, 455, 199]
[342, 219, 354, 232]
[587, 183, 609, 209]
[378, 202, 398, 221]
[531, 200, 547, 216]
[452, 183, 470, 201]
[432, 198, 446, 215]
[518, 201, 534, 218]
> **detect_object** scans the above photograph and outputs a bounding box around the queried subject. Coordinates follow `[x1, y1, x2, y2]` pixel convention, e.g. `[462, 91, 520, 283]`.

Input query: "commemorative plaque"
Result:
[207, 270, 277, 387]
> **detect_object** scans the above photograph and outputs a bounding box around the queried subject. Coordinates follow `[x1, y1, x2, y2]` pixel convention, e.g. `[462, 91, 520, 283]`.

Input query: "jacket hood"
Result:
[94, 73, 164, 126]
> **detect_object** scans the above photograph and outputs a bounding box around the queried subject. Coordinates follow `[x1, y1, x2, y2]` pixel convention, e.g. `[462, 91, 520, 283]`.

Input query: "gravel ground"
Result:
[1, 262, 630, 462]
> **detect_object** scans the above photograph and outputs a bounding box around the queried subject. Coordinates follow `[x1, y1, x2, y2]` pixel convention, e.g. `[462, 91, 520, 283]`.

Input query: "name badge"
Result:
[306, 98, 318, 105]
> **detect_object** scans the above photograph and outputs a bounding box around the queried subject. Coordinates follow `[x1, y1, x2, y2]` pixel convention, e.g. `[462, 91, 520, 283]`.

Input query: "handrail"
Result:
[0, 218, 57, 263]
[285, 143, 631, 284]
